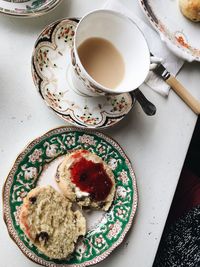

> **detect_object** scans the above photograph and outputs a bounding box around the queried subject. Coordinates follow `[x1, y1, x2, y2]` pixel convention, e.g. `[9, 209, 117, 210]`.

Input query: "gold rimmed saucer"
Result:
[31, 18, 134, 129]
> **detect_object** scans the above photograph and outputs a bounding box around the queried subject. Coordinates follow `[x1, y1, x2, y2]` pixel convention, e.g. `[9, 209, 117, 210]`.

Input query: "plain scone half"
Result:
[179, 0, 200, 22]
[19, 185, 86, 259]
[56, 150, 116, 211]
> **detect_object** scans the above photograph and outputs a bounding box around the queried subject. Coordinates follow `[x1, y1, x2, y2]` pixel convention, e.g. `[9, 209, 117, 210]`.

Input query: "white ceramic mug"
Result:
[71, 9, 150, 97]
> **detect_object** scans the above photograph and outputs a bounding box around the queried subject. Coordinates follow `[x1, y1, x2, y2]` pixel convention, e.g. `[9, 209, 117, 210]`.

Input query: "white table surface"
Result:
[0, 0, 200, 267]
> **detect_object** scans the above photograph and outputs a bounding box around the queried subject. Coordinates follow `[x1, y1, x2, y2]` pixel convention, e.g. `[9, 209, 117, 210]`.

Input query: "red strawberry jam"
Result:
[70, 157, 113, 201]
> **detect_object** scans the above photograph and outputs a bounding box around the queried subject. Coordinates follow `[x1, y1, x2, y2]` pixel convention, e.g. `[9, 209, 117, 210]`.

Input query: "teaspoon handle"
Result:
[132, 89, 156, 116]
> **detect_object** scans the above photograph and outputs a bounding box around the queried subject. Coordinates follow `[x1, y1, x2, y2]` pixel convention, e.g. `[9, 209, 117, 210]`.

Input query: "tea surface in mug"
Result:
[78, 37, 125, 89]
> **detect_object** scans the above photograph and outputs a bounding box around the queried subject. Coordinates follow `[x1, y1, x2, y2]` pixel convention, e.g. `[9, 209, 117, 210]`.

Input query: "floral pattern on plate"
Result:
[3, 126, 138, 267]
[32, 18, 134, 129]
[139, 0, 200, 62]
[0, 0, 62, 17]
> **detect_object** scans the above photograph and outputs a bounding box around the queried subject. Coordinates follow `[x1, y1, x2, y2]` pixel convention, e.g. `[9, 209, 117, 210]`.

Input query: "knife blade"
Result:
[153, 61, 200, 115]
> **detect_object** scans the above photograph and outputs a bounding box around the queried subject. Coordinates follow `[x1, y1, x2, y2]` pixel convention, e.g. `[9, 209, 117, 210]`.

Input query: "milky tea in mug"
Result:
[71, 10, 150, 96]
[77, 37, 125, 89]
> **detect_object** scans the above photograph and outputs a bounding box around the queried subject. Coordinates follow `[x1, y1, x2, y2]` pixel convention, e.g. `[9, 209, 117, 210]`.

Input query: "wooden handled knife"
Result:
[153, 63, 200, 115]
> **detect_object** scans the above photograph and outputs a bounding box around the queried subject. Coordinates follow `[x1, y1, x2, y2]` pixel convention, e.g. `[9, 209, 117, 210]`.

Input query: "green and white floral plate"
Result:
[0, 0, 62, 17]
[3, 126, 138, 267]
[32, 18, 134, 129]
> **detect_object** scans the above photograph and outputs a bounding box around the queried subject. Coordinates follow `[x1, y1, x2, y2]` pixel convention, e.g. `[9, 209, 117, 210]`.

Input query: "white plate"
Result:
[0, 0, 62, 17]
[139, 0, 200, 62]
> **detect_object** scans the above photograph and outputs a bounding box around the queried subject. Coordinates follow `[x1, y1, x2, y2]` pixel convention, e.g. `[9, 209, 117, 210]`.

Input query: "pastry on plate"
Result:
[56, 150, 116, 211]
[179, 0, 200, 22]
[19, 186, 86, 259]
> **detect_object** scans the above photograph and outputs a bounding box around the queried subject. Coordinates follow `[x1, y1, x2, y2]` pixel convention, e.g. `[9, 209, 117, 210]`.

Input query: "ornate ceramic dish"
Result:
[0, 0, 62, 17]
[139, 0, 200, 62]
[31, 18, 134, 129]
[3, 126, 138, 267]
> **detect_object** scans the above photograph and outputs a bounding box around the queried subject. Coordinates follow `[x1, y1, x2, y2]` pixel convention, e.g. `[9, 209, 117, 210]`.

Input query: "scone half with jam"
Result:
[19, 186, 86, 259]
[56, 150, 116, 211]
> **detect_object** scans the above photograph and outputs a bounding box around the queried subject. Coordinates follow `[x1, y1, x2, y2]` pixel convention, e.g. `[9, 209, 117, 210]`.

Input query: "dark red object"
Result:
[167, 167, 200, 225]
[70, 157, 113, 201]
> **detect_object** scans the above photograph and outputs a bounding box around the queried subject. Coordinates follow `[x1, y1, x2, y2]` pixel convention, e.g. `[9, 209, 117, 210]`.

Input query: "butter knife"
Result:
[153, 62, 200, 115]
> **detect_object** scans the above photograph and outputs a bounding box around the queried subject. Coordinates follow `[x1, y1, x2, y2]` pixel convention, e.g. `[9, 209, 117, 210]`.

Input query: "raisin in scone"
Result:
[56, 150, 115, 211]
[19, 186, 86, 259]
[179, 0, 200, 22]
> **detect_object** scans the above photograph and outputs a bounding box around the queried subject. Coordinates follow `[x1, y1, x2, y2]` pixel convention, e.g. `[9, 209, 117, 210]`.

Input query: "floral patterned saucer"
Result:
[3, 126, 138, 267]
[32, 18, 134, 129]
[0, 0, 62, 17]
[139, 0, 200, 62]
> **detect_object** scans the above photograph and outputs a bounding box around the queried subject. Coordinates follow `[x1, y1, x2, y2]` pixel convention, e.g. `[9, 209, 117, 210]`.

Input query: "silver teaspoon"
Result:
[131, 89, 156, 116]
